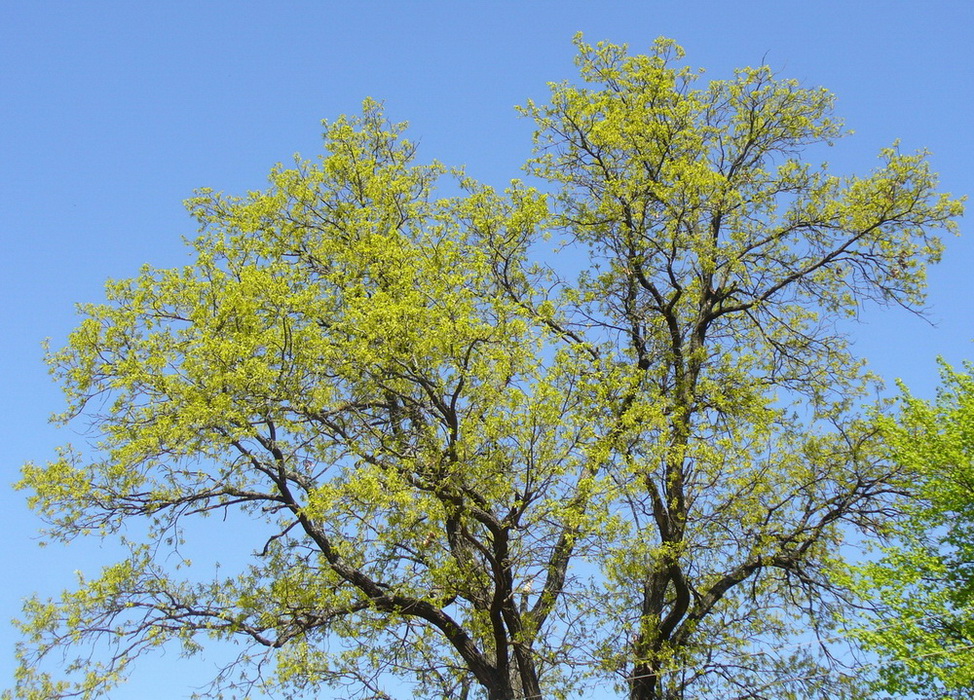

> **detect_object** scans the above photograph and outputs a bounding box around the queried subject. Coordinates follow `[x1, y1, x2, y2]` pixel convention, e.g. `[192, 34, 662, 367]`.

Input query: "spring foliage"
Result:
[848, 362, 974, 698]
[8, 37, 964, 700]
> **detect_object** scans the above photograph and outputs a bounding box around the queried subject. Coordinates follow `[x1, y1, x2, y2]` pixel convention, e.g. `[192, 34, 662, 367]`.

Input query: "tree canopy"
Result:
[8, 36, 964, 700]
[846, 361, 974, 698]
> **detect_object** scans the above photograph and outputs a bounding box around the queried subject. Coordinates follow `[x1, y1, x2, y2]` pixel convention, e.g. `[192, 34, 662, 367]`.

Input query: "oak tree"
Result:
[8, 37, 963, 700]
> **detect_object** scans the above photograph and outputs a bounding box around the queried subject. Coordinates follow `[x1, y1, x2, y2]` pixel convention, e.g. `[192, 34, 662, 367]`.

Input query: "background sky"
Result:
[1, 2, 972, 698]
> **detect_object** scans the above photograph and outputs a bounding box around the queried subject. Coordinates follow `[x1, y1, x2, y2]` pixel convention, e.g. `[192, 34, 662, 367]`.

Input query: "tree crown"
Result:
[8, 37, 964, 700]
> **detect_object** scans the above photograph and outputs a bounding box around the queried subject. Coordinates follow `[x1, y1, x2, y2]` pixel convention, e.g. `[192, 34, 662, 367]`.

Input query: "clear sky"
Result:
[1, 2, 972, 697]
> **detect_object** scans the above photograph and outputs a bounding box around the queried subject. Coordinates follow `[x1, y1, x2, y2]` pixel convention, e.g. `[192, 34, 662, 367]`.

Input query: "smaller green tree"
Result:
[848, 361, 974, 698]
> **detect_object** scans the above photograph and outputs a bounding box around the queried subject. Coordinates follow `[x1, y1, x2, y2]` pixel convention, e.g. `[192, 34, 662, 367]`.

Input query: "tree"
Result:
[844, 361, 974, 698]
[8, 36, 963, 700]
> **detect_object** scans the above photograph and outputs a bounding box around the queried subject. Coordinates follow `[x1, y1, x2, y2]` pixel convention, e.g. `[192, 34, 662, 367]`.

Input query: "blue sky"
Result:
[1, 2, 972, 697]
